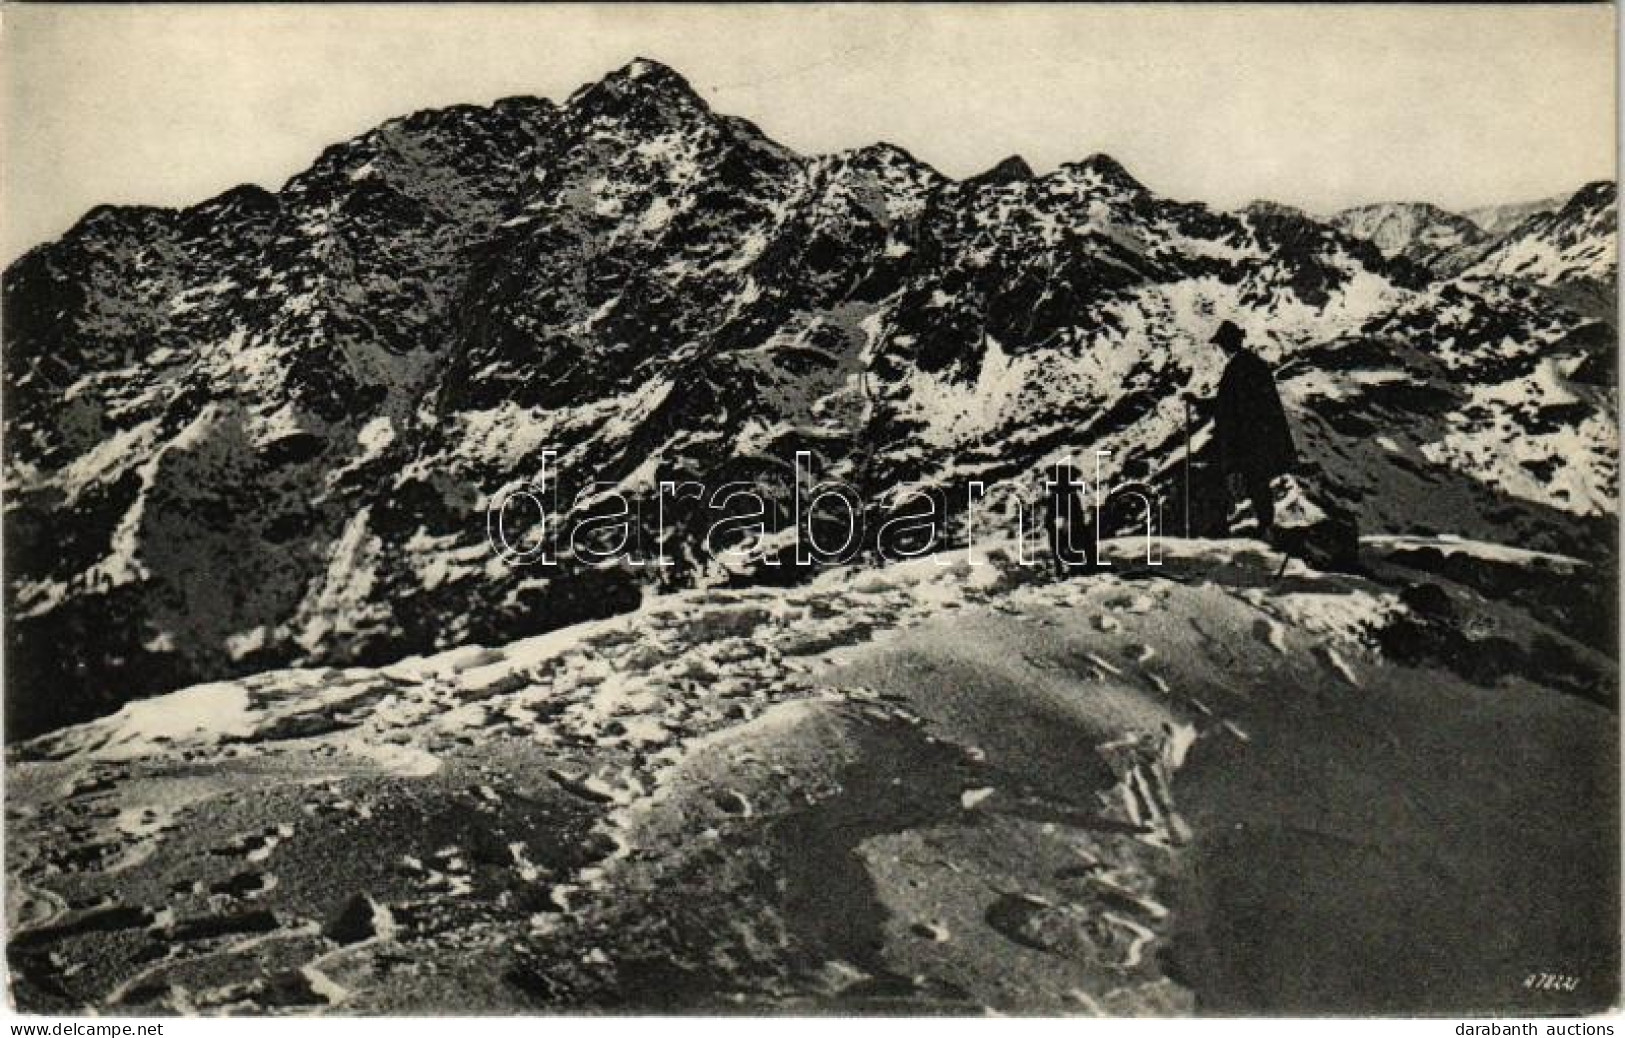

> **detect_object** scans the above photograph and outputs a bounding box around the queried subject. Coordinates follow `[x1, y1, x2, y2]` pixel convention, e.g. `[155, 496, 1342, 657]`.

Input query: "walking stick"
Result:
[1273, 548, 1293, 580]
[1182, 398, 1192, 539]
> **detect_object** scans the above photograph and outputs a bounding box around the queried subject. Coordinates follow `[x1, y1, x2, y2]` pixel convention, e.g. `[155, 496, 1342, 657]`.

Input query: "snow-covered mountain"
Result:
[4, 58, 1617, 738]
[1462, 195, 1568, 237]
[1328, 185, 1618, 292]
[1328, 201, 1486, 265]
[1457, 180, 1618, 286]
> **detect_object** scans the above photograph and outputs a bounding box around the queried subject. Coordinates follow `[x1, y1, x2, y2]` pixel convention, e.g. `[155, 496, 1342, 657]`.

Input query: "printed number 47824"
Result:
[1524, 972, 1580, 992]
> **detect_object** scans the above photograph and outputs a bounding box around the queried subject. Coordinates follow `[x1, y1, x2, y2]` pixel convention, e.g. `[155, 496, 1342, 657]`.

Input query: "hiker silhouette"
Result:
[1188, 320, 1297, 539]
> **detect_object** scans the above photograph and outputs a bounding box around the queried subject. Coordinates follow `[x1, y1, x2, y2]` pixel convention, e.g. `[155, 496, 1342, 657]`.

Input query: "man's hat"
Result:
[1209, 320, 1246, 348]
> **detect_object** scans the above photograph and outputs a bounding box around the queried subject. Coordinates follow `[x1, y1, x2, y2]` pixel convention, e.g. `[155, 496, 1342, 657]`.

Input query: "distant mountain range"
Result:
[1463, 195, 1573, 237]
[1328, 188, 1616, 285]
[1329, 201, 1488, 266]
[4, 58, 1617, 736]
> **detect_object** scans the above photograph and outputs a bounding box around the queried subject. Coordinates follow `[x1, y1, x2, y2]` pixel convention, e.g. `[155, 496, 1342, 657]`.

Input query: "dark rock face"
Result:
[325, 895, 395, 945]
[4, 59, 1616, 737]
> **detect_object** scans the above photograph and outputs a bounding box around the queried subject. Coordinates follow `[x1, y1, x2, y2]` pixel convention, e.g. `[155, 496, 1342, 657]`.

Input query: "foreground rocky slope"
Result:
[6, 536, 1616, 1013]
[4, 59, 1617, 743]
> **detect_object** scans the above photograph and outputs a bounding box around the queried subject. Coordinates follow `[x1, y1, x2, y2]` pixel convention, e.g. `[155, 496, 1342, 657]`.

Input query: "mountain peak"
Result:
[67, 202, 176, 243]
[1241, 200, 1310, 221]
[965, 154, 1034, 187]
[1057, 153, 1144, 193]
[1461, 195, 1569, 236]
[591, 57, 702, 101]
[1337, 200, 1457, 220]
[1323, 199, 1486, 266]
[847, 141, 922, 165]
[1566, 180, 1617, 213]
[835, 142, 941, 179]
[565, 57, 712, 123]
[179, 183, 280, 235]
[615, 57, 690, 87]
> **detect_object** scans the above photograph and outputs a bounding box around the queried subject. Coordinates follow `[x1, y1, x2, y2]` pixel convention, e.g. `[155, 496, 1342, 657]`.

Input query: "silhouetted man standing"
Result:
[1206, 320, 1296, 539]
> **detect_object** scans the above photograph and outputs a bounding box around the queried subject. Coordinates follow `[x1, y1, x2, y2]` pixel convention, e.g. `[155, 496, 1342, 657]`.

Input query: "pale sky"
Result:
[3, 3, 1617, 263]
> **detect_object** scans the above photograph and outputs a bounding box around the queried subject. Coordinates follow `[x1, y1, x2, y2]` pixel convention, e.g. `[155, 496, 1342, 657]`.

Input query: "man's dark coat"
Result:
[1213, 349, 1296, 478]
